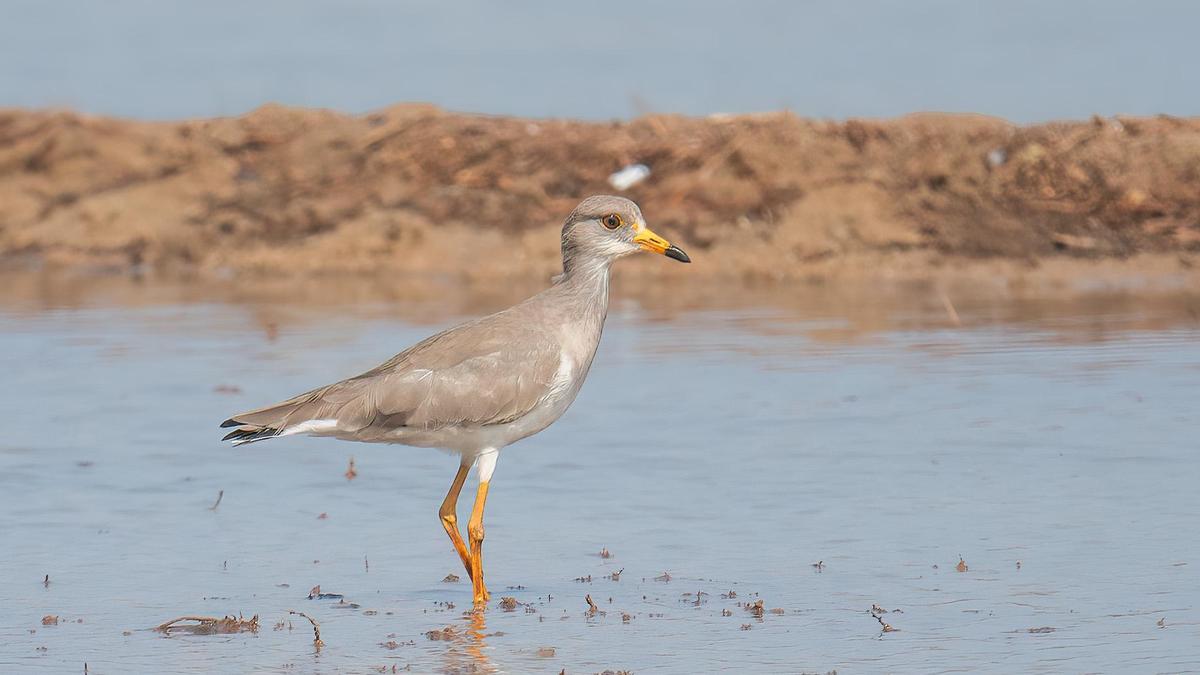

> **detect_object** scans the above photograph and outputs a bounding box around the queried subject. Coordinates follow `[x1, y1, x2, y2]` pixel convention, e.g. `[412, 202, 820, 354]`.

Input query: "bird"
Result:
[220, 195, 689, 605]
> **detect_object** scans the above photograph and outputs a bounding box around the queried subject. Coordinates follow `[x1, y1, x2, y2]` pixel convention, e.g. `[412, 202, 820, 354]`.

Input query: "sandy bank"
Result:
[1, 105, 1198, 285]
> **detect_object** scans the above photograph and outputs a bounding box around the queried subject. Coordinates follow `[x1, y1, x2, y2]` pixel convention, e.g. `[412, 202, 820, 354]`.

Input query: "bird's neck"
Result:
[559, 256, 611, 317]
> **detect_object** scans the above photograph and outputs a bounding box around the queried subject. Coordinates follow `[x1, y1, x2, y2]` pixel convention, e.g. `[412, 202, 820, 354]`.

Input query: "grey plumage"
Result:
[221, 195, 687, 457]
[220, 194, 688, 606]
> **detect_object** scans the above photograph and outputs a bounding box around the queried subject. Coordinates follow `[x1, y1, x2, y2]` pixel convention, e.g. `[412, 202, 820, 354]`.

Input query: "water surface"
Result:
[1, 281, 1198, 673]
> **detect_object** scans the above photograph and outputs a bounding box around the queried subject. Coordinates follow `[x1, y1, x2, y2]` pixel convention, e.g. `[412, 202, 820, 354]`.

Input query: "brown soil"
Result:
[2, 105, 1199, 283]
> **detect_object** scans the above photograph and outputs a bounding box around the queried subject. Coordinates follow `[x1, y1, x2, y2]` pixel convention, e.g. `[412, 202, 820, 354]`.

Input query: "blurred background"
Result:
[5, 0, 1200, 121]
[2, 3, 1199, 674]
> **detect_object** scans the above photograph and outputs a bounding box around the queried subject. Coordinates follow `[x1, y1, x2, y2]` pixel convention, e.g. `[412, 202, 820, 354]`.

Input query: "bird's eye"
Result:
[602, 213, 623, 229]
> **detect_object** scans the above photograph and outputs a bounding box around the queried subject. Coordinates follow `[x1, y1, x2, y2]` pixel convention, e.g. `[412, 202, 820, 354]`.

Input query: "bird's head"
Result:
[560, 195, 690, 274]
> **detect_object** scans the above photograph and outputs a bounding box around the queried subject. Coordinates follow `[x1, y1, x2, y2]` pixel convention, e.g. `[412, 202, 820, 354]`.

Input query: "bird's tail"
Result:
[220, 423, 282, 445]
[220, 390, 325, 446]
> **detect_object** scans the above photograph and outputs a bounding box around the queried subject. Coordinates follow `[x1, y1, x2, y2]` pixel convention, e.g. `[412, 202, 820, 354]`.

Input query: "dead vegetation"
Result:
[870, 606, 899, 634]
[287, 610, 324, 648]
[745, 600, 765, 618]
[307, 585, 343, 600]
[424, 626, 456, 641]
[585, 594, 604, 618]
[155, 614, 260, 635]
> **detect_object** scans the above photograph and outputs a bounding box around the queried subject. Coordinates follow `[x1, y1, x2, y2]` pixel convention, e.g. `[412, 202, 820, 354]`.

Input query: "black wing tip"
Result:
[220, 417, 242, 428]
[221, 426, 281, 444]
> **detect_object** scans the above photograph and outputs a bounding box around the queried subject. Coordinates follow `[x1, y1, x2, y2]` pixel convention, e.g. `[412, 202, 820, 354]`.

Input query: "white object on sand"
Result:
[607, 164, 651, 191]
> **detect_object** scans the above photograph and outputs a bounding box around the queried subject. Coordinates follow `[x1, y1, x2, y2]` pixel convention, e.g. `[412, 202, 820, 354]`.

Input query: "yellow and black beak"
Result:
[633, 227, 691, 263]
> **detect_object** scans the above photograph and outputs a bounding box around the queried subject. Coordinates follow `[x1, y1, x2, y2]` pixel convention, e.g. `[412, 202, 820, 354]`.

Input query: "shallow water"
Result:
[1, 281, 1198, 674]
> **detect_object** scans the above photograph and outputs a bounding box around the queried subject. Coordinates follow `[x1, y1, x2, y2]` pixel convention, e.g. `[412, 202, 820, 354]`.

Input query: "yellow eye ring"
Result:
[602, 213, 623, 229]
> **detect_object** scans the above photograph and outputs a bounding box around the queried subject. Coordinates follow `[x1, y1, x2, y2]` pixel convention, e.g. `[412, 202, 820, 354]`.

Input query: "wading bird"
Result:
[220, 196, 689, 605]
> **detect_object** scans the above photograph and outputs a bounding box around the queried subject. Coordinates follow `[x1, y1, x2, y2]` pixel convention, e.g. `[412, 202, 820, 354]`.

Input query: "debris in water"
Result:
[288, 610, 324, 648]
[425, 626, 456, 641]
[345, 456, 358, 480]
[1026, 626, 1056, 634]
[209, 490, 224, 511]
[155, 614, 260, 635]
[442, 573, 460, 583]
[41, 615, 58, 626]
[307, 585, 343, 600]
[317, 512, 328, 520]
[769, 607, 785, 615]
[536, 647, 556, 658]
[956, 556, 969, 573]
[213, 384, 242, 394]
[870, 609, 899, 633]
[740, 623, 752, 631]
[607, 163, 651, 190]
[1016, 560, 1022, 570]
[380, 639, 413, 649]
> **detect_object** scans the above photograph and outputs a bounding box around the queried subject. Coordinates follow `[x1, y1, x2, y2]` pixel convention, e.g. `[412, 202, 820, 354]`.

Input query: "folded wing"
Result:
[221, 318, 562, 444]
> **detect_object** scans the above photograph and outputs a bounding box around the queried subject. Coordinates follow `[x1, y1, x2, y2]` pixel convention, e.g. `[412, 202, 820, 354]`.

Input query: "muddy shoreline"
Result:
[2, 105, 1199, 283]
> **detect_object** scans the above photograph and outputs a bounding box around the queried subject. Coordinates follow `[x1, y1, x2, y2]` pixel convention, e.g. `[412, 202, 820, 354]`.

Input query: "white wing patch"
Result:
[280, 419, 339, 437]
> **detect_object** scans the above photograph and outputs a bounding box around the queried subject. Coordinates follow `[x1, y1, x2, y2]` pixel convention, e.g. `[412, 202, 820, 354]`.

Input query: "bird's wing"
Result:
[222, 313, 564, 439]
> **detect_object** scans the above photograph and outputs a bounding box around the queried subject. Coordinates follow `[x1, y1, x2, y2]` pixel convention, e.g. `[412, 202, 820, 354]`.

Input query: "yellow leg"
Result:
[439, 461, 474, 581]
[468, 479, 491, 604]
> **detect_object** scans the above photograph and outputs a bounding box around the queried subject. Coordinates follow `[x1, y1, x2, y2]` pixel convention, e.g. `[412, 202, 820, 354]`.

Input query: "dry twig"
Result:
[288, 610, 324, 648]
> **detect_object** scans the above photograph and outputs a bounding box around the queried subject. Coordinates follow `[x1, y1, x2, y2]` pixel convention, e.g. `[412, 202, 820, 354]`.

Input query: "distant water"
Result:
[3, 0, 1199, 122]
[1, 280, 1198, 673]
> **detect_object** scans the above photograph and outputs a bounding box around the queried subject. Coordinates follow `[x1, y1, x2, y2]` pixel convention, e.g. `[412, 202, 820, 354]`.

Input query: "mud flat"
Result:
[1, 105, 1198, 287]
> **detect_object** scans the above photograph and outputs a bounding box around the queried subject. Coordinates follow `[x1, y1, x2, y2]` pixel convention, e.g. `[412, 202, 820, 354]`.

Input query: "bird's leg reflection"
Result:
[437, 609, 494, 674]
[464, 609, 490, 669]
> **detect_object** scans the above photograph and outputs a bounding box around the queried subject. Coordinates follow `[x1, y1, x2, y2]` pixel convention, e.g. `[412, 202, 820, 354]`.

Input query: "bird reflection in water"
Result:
[433, 609, 495, 674]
